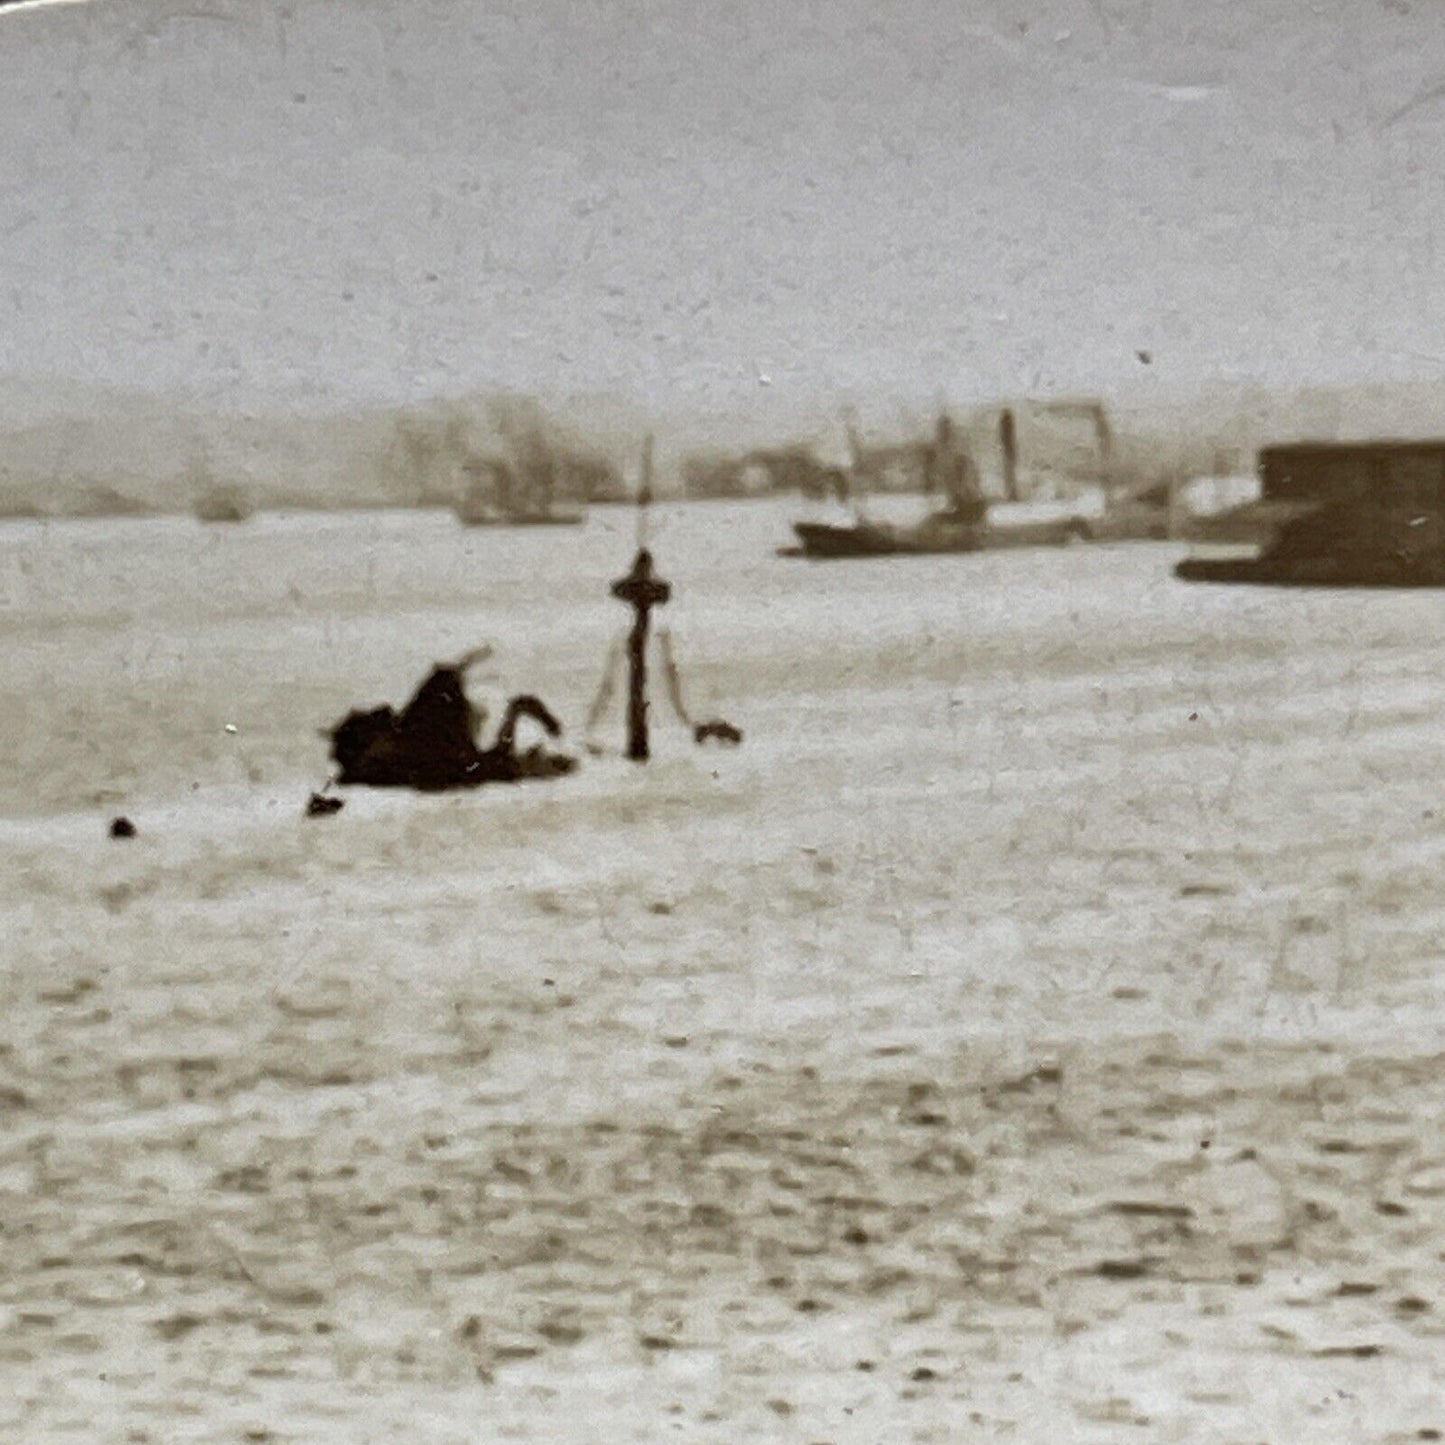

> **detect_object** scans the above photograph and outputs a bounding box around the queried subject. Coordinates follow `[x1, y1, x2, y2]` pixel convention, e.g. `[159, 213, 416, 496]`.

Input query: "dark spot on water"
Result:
[492, 1344, 538, 1362]
[214, 1165, 268, 1195]
[1095, 1259, 1152, 1280]
[537, 1319, 585, 1346]
[109, 816, 136, 839]
[153, 1313, 205, 1341]
[1109, 1201, 1193, 1220]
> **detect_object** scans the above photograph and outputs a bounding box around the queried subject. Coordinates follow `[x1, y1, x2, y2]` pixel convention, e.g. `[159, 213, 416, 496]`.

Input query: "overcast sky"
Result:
[1, 0, 1442, 420]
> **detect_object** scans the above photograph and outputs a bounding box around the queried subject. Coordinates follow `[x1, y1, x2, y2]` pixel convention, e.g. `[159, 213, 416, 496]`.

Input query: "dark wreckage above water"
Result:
[321, 532, 742, 800]
[1176, 440, 1445, 588]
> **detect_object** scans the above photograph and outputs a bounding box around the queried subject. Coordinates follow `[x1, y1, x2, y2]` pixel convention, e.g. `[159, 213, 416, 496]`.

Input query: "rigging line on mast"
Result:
[636, 432, 655, 550]
[585, 634, 625, 737]
[657, 628, 692, 729]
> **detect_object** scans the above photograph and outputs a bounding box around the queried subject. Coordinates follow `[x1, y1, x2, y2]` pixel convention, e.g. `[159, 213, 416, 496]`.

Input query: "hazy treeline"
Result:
[2, 379, 1444, 521]
[0, 389, 629, 522]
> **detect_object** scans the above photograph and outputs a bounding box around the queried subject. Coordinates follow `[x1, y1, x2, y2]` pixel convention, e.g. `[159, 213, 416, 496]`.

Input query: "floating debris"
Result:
[108, 816, 136, 840]
[694, 719, 743, 746]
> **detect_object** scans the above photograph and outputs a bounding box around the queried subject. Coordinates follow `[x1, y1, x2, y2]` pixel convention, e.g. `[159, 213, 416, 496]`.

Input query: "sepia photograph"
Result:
[3, 0, 1445, 1439]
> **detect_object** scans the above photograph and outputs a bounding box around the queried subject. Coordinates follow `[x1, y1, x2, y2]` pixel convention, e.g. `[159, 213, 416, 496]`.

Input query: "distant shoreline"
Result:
[2, 377, 1444, 522]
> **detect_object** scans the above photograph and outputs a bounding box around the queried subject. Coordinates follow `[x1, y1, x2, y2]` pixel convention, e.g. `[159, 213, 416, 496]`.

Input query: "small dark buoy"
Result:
[305, 793, 344, 818]
[109, 816, 136, 839]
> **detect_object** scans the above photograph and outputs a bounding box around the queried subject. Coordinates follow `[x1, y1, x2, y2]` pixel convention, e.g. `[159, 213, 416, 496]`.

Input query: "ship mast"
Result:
[932, 411, 985, 518]
[636, 432, 655, 548]
[606, 434, 667, 762]
[999, 407, 1020, 502]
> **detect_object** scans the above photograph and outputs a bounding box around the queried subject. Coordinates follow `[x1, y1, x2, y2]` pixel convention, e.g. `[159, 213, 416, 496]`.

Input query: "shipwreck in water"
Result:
[326, 647, 577, 791]
[1176, 440, 1445, 587]
[585, 440, 744, 759]
[320, 452, 740, 798]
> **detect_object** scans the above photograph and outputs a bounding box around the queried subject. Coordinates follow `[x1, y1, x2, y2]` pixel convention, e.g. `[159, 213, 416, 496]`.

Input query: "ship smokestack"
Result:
[1000, 407, 1020, 501]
